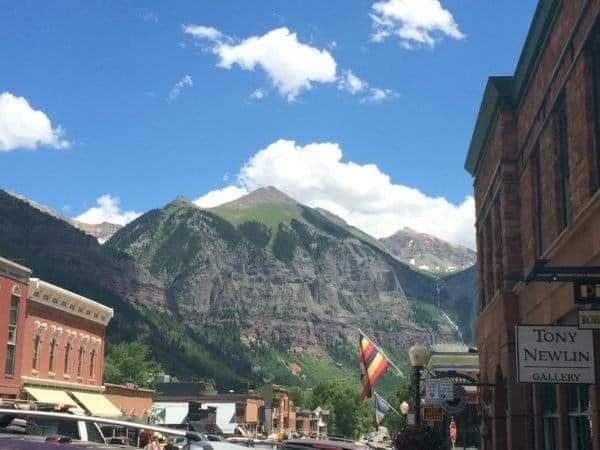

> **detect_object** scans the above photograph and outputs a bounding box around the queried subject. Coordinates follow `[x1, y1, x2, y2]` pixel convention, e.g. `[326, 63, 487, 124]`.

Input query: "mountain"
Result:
[379, 228, 476, 275]
[0, 187, 476, 390]
[71, 221, 122, 244]
[6, 191, 121, 244]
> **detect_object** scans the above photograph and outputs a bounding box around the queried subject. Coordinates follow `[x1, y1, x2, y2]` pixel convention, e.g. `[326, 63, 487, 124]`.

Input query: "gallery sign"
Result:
[516, 325, 596, 384]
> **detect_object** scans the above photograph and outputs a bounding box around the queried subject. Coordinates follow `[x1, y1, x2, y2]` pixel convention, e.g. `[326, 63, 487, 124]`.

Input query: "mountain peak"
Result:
[215, 186, 297, 211]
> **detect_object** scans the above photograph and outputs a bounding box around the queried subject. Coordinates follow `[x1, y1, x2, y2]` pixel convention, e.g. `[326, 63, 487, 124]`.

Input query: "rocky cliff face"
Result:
[379, 227, 476, 274]
[107, 189, 457, 350]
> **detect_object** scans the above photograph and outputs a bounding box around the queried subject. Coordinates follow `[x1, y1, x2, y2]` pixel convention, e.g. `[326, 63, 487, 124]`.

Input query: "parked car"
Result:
[0, 407, 206, 448]
[0, 433, 137, 449]
[280, 438, 369, 450]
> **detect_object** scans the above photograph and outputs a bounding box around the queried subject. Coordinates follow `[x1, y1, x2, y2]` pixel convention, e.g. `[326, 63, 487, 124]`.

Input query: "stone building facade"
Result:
[465, 1, 600, 449]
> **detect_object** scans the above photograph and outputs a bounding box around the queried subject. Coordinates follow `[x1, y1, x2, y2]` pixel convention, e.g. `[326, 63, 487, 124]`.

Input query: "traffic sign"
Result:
[449, 420, 457, 446]
[426, 378, 439, 402]
[439, 379, 454, 401]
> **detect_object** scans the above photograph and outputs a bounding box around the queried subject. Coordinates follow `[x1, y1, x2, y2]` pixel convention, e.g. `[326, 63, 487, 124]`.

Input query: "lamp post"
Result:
[400, 401, 409, 429]
[408, 344, 427, 427]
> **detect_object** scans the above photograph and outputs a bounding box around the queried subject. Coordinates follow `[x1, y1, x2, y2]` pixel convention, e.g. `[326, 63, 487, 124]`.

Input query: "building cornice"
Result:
[0, 256, 32, 283]
[465, 0, 562, 176]
[28, 278, 113, 326]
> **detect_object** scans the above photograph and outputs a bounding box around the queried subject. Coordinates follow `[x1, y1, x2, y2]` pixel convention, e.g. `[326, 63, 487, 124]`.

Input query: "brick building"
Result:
[0, 257, 32, 398]
[19, 277, 121, 417]
[104, 383, 154, 421]
[465, 1, 600, 449]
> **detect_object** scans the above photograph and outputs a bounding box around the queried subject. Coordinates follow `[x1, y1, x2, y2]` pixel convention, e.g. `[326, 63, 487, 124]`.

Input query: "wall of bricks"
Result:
[0, 268, 29, 397]
[21, 300, 106, 387]
[471, 1, 600, 449]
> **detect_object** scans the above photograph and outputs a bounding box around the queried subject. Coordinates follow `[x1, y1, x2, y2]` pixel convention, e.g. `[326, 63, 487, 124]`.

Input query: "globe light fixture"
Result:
[408, 344, 428, 426]
[400, 401, 409, 415]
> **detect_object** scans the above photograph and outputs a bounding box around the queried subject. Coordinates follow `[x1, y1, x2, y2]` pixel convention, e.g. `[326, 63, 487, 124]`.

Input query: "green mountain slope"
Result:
[0, 188, 473, 392]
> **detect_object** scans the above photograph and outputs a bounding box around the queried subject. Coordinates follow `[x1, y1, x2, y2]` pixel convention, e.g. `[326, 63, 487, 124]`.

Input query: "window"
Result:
[540, 384, 559, 450]
[64, 342, 71, 374]
[48, 338, 57, 373]
[532, 144, 544, 255]
[4, 294, 19, 375]
[32, 335, 41, 370]
[89, 349, 96, 379]
[556, 94, 572, 229]
[77, 346, 84, 377]
[565, 385, 591, 450]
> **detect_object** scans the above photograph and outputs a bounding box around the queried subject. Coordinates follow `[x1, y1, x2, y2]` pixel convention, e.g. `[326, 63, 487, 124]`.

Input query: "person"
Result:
[164, 436, 178, 450]
[144, 435, 161, 450]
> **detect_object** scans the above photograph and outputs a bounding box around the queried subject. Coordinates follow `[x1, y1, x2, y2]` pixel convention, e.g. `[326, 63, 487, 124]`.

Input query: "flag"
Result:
[358, 332, 389, 400]
[374, 392, 392, 425]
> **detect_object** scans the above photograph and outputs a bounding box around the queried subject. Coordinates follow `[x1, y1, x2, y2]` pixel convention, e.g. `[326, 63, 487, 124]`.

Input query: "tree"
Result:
[103, 336, 162, 388]
[310, 380, 372, 439]
[381, 376, 412, 432]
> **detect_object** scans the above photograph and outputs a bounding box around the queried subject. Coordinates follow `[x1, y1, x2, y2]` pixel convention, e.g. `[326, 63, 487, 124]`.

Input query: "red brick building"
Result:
[0, 257, 31, 398]
[104, 383, 154, 421]
[465, 1, 600, 449]
[19, 277, 121, 417]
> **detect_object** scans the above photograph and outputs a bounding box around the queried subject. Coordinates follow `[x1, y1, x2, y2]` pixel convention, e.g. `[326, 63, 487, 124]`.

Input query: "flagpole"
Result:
[358, 328, 404, 377]
[374, 392, 401, 416]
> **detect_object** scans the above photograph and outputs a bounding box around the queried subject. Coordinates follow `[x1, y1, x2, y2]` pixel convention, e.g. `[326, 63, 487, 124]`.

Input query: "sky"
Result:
[0, 0, 538, 249]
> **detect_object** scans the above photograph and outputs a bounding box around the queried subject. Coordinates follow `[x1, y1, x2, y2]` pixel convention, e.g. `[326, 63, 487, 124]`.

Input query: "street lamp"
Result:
[400, 401, 409, 429]
[408, 344, 427, 427]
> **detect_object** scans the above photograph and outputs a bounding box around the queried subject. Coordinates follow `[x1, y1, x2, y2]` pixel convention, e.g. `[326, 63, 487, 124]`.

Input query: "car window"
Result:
[85, 421, 106, 443]
[25, 417, 79, 439]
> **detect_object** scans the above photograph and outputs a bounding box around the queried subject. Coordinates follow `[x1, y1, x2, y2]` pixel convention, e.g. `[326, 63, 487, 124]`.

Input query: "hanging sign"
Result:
[578, 310, 600, 329]
[574, 282, 600, 303]
[516, 325, 596, 384]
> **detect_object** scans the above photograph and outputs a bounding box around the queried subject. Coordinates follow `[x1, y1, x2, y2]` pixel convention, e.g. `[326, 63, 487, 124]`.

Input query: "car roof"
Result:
[0, 433, 137, 449]
[281, 438, 368, 450]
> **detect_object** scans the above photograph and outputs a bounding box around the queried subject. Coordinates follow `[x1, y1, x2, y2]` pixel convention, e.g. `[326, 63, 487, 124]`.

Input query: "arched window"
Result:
[49, 338, 57, 372]
[4, 292, 19, 375]
[89, 349, 96, 379]
[64, 342, 72, 374]
[32, 335, 41, 370]
[77, 346, 84, 378]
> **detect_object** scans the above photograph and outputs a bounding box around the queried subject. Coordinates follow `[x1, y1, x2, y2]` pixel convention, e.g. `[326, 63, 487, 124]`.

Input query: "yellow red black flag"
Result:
[358, 332, 389, 400]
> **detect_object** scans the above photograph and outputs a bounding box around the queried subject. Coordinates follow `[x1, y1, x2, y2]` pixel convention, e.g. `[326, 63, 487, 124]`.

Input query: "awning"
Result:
[23, 387, 77, 406]
[69, 391, 122, 418]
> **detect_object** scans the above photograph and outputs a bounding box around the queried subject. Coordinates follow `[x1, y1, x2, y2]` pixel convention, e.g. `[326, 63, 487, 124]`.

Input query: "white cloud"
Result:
[250, 88, 267, 100]
[194, 186, 249, 208]
[140, 12, 158, 23]
[183, 24, 224, 41]
[75, 195, 141, 226]
[184, 26, 337, 101]
[370, 0, 465, 48]
[338, 70, 397, 103]
[168, 75, 193, 101]
[195, 139, 475, 248]
[0, 92, 70, 151]
[362, 87, 399, 103]
[338, 70, 368, 94]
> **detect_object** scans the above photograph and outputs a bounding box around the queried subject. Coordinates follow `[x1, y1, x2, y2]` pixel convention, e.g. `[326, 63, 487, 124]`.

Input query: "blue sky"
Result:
[0, 0, 537, 248]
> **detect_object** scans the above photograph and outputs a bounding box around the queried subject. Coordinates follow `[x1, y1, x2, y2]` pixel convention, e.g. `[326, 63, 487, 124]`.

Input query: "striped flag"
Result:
[374, 392, 392, 425]
[358, 332, 390, 400]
